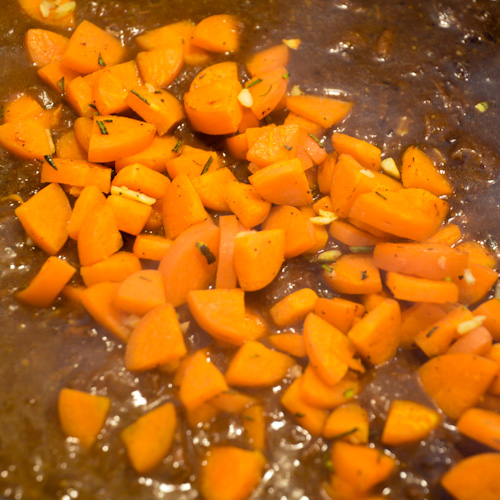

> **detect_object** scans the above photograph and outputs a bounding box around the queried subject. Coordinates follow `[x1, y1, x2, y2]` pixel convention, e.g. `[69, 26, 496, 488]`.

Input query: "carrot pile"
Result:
[5, 4, 500, 499]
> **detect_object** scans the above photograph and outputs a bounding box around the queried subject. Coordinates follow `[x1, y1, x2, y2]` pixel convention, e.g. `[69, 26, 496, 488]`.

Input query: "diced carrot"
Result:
[386, 271, 459, 305]
[399, 303, 448, 349]
[136, 44, 184, 88]
[314, 297, 365, 334]
[19, 0, 75, 28]
[348, 298, 401, 365]
[16, 256, 76, 308]
[112, 163, 170, 200]
[224, 181, 271, 229]
[246, 44, 289, 77]
[281, 377, 329, 435]
[323, 254, 383, 295]
[298, 128, 328, 166]
[87, 115, 156, 163]
[474, 298, 500, 341]
[330, 441, 396, 495]
[121, 402, 177, 473]
[225, 133, 248, 160]
[105, 195, 151, 236]
[331, 133, 382, 171]
[242, 404, 266, 451]
[191, 15, 241, 53]
[186, 402, 218, 429]
[441, 453, 500, 500]
[347, 217, 394, 239]
[67, 185, 106, 240]
[166, 149, 220, 179]
[381, 399, 441, 445]
[41, 158, 112, 194]
[323, 403, 369, 443]
[286, 94, 353, 128]
[233, 229, 285, 291]
[447, 326, 493, 356]
[360, 291, 391, 313]
[132, 234, 172, 262]
[269, 288, 318, 327]
[249, 158, 313, 206]
[453, 263, 499, 305]
[0, 117, 53, 161]
[15, 183, 71, 255]
[125, 86, 184, 136]
[73, 116, 92, 151]
[215, 215, 239, 289]
[80, 251, 141, 287]
[26, 28, 69, 66]
[299, 367, 362, 409]
[162, 173, 209, 239]
[226, 341, 295, 387]
[56, 131, 87, 160]
[92, 69, 129, 115]
[115, 135, 180, 172]
[65, 76, 94, 117]
[178, 350, 228, 411]
[268, 333, 307, 358]
[3, 94, 59, 129]
[199, 446, 266, 500]
[247, 66, 289, 119]
[77, 205, 123, 266]
[418, 352, 498, 419]
[61, 284, 85, 303]
[425, 223, 462, 246]
[299, 206, 329, 254]
[158, 220, 220, 307]
[210, 390, 257, 414]
[125, 303, 187, 371]
[192, 167, 237, 212]
[329, 220, 384, 248]
[262, 205, 315, 258]
[61, 20, 126, 74]
[457, 407, 500, 451]
[38, 60, 80, 94]
[456, 240, 497, 268]
[373, 242, 469, 280]
[58, 388, 110, 451]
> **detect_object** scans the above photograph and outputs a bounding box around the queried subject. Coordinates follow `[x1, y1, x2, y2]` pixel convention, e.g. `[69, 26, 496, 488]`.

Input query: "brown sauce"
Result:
[0, 1, 499, 499]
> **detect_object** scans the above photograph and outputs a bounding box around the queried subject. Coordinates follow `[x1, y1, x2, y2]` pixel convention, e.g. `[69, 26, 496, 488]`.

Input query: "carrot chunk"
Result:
[80, 251, 141, 287]
[224, 181, 271, 229]
[269, 288, 318, 327]
[132, 234, 172, 262]
[58, 388, 110, 451]
[105, 195, 152, 236]
[136, 44, 184, 88]
[323, 402, 369, 443]
[191, 15, 242, 53]
[457, 407, 500, 451]
[452, 263, 499, 306]
[0, 118, 53, 160]
[286, 94, 353, 128]
[314, 297, 365, 334]
[474, 298, 500, 341]
[242, 404, 266, 451]
[246, 43, 289, 77]
[399, 303, 448, 349]
[112, 163, 170, 200]
[215, 215, 239, 289]
[121, 402, 176, 473]
[25, 28, 69, 66]
[247, 66, 289, 119]
[210, 391, 257, 414]
[268, 333, 307, 358]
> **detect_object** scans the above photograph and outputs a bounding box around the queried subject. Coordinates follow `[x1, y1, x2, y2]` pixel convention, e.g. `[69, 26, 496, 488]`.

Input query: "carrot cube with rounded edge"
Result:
[105, 195, 152, 236]
[268, 333, 307, 358]
[224, 181, 271, 229]
[242, 404, 266, 451]
[269, 288, 318, 327]
[248, 66, 289, 120]
[246, 43, 289, 77]
[323, 403, 369, 443]
[191, 15, 242, 54]
[457, 407, 500, 452]
[286, 94, 353, 128]
[192, 167, 237, 213]
[474, 298, 500, 341]
[136, 44, 184, 89]
[0, 118, 53, 161]
[133, 234, 172, 262]
[112, 163, 170, 200]
[25, 29, 69, 67]
[331, 132, 382, 171]
[314, 297, 365, 334]
[80, 251, 141, 287]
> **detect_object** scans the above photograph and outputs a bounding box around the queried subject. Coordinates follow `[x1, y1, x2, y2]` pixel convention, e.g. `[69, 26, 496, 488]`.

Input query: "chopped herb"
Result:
[323, 453, 334, 472]
[343, 388, 355, 399]
[282, 143, 293, 151]
[443, 277, 452, 282]
[243, 415, 255, 421]
[375, 191, 387, 200]
[139, 276, 152, 281]
[330, 427, 358, 440]
[88, 103, 99, 114]
[322, 264, 333, 273]
[196, 241, 216, 264]
[282, 71, 290, 79]
[201, 156, 213, 175]
[349, 246, 374, 254]
[172, 139, 182, 152]
[308, 133, 324, 148]
[102, 119, 113, 123]
[426, 326, 438, 338]
[475, 101, 488, 113]
[251, 354, 260, 359]
[57, 77, 65, 93]
[44, 155, 58, 171]
[294, 412, 306, 418]
[96, 120, 109, 135]
[246, 78, 262, 89]
[360, 270, 368, 280]
[98, 53, 106, 67]
[487, 235, 498, 253]
[130, 89, 150, 105]
[260, 85, 273, 97]
[154, 90, 162, 94]
[0, 104, 3, 119]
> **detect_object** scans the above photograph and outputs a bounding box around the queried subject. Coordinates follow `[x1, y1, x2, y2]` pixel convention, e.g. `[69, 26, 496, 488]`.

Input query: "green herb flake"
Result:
[375, 191, 387, 200]
[98, 53, 106, 67]
[172, 139, 182, 153]
[243, 415, 255, 421]
[426, 326, 438, 338]
[139, 276, 152, 282]
[195, 241, 216, 265]
[323, 454, 334, 473]
[322, 264, 333, 273]
[201, 156, 213, 175]
[260, 85, 273, 97]
[96, 120, 109, 135]
[282, 71, 290, 79]
[360, 270, 368, 280]
[349, 246, 374, 254]
[130, 89, 150, 105]
[343, 388, 355, 399]
[57, 77, 65, 93]
[44, 155, 58, 171]
[282, 143, 293, 151]
[443, 277, 452, 282]
[475, 101, 489, 113]
[294, 412, 306, 418]
[246, 78, 262, 89]
[487, 235, 498, 253]
[88, 103, 100, 115]
[308, 132, 325, 148]
[331, 427, 358, 441]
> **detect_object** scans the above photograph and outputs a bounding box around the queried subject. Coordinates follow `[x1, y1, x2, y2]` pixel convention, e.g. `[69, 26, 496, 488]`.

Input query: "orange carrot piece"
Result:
[474, 298, 500, 341]
[73, 116, 92, 151]
[192, 167, 237, 212]
[304, 313, 359, 386]
[281, 376, 329, 435]
[4, 94, 60, 129]
[136, 44, 184, 88]
[381, 399, 441, 445]
[121, 402, 176, 473]
[418, 352, 498, 419]
[225, 133, 248, 160]
[330, 442, 396, 495]
[447, 326, 493, 356]
[67, 185, 106, 240]
[298, 128, 328, 166]
[225, 341, 295, 387]
[80, 251, 141, 287]
[457, 407, 500, 451]
[191, 15, 242, 53]
[262, 205, 315, 258]
[178, 350, 228, 411]
[247, 66, 289, 119]
[329, 220, 385, 248]
[246, 44, 289, 77]
[331, 133, 382, 171]
[65, 76, 94, 117]
[456, 240, 497, 268]
[115, 135, 180, 172]
[199, 446, 266, 500]
[92, 69, 129, 116]
[242, 404, 266, 451]
[269, 288, 318, 327]
[166, 148, 220, 179]
[62, 20, 126, 74]
[112, 163, 170, 200]
[215, 215, 239, 289]
[268, 333, 307, 358]
[299, 206, 329, 254]
[41, 158, 112, 194]
[19, 0, 75, 28]
[125, 86, 184, 136]
[425, 223, 462, 246]
[286, 94, 353, 128]
[185, 401, 218, 429]
[399, 303, 448, 349]
[58, 388, 110, 451]
[61, 284, 86, 303]
[15, 183, 71, 255]
[132, 234, 172, 262]
[233, 229, 285, 291]
[105, 195, 152, 236]
[37, 60, 80, 94]
[401, 145, 453, 196]
[249, 158, 313, 206]
[441, 453, 500, 500]
[386, 271, 459, 305]
[299, 367, 362, 409]
[77, 205, 123, 266]
[125, 303, 187, 371]
[348, 299, 401, 365]
[314, 297, 365, 334]
[158, 220, 220, 307]
[16, 256, 76, 308]
[210, 390, 257, 414]
[55, 130, 87, 160]
[80, 282, 130, 342]
[162, 173, 209, 239]
[453, 263, 499, 305]
[323, 402, 369, 443]
[87, 115, 156, 163]
[323, 254, 382, 295]
[224, 181, 271, 229]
